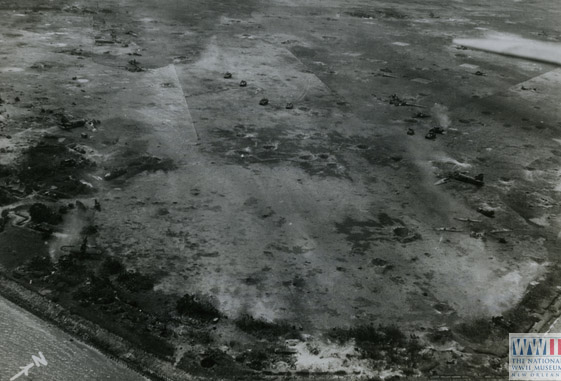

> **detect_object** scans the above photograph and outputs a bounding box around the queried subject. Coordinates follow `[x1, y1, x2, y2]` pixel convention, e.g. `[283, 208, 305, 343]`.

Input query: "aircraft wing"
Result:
[453, 36, 561, 66]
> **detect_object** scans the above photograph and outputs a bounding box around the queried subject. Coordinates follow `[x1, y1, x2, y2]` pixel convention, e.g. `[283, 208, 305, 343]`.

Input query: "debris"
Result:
[492, 315, 513, 330]
[239, 80, 247, 87]
[470, 231, 485, 238]
[104, 156, 175, 181]
[68, 48, 85, 56]
[259, 98, 269, 106]
[79, 179, 93, 188]
[285, 102, 294, 110]
[431, 126, 445, 134]
[81, 132, 88, 139]
[425, 130, 436, 140]
[454, 217, 482, 223]
[59, 115, 86, 130]
[477, 207, 495, 218]
[378, 72, 397, 78]
[85, 120, 99, 131]
[67, 120, 86, 129]
[104, 168, 127, 180]
[377, 68, 397, 78]
[393, 227, 422, 243]
[224, 72, 232, 79]
[474, 71, 486, 76]
[30, 223, 54, 239]
[411, 78, 432, 84]
[347, 9, 407, 19]
[450, 172, 484, 187]
[434, 227, 463, 232]
[389, 94, 408, 106]
[126, 59, 144, 72]
[489, 228, 511, 234]
[389, 94, 424, 108]
[407, 128, 415, 135]
[425, 127, 443, 141]
[414, 112, 430, 119]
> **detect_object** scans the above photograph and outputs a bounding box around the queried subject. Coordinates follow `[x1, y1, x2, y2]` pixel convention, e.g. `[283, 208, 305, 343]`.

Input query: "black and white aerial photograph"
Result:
[1, 0, 561, 380]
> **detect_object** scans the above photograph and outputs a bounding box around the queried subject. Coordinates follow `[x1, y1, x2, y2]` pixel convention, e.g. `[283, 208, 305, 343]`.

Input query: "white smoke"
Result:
[431, 103, 451, 128]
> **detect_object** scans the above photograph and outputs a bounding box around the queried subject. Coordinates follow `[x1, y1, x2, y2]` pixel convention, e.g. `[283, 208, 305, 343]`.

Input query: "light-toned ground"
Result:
[0, 294, 147, 381]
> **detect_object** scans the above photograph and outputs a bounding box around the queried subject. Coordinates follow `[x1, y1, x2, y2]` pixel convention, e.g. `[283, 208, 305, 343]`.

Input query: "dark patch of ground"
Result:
[327, 324, 427, 376]
[176, 293, 221, 321]
[13, 252, 176, 359]
[235, 314, 302, 341]
[16, 140, 96, 198]
[103, 155, 176, 181]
